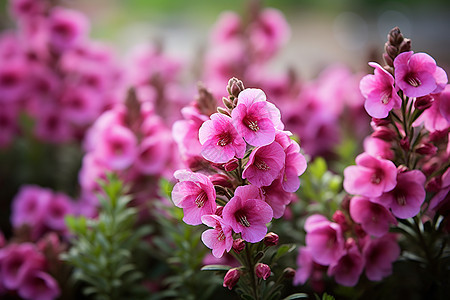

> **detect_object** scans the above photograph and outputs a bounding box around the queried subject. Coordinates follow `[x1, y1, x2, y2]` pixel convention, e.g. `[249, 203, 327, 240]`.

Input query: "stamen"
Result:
[244, 117, 259, 131]
[217, 229, 226, 241]
[406, 75, 421, 87]
[217, 132, 232, 146]
[397, 194, 406, 206]
[236, 212, 251, 227]
[195, 191, 207, 208]
[381, 92, 390, 104]
[255, 160, 270, 171]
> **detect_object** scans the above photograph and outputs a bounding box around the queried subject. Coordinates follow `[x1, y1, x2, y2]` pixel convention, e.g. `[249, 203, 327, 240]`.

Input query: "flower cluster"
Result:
[0, 0, 124, 146]
[294, 27, 449, 289]
[172, 78, 307, 259]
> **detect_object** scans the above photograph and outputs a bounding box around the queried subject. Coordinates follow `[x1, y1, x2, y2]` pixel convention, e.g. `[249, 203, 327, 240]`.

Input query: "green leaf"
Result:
[309, 157, 327, 179]
[200, 265, 232, 272]
[274, 244, 296, 261]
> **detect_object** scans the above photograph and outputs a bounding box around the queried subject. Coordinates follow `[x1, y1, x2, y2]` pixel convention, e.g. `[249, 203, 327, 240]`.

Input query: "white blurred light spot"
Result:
[333, 12, 368, 51]
[378, 10, 412, 40]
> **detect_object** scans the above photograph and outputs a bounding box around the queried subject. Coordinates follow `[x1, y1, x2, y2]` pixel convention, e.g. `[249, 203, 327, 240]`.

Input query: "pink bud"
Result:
[224, 158, 239, 172]
[209, 174, 233, 188]
[371, 118, 391, 127]
[232, 238, 245, 253]
[263, 232, 279, 247]
[255, 263, 271, 280]
[416, 143, 437, 155]
[400, 137, 410, 151]
[414, 95, 434, 110]
[372, 127, 396, 141]
[223, 268, 241, 290]
[332, 210, 349, 232]
[283, 267, 296, 279]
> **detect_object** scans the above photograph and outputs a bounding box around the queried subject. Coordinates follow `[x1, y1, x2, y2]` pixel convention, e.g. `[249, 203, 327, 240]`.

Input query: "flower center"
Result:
[370, 169, 383, 184]
[381, 91, 390, 104]
[405, 74, 421, 87]
[195, 191, 208, 208]
[236, 211, 251, 227]
[396, 194, 406, 206]
[217, 132, 232, 146]
[217, 229, 226, 241]
[243, 117, 259, 131]
[255, 159, 270, 171]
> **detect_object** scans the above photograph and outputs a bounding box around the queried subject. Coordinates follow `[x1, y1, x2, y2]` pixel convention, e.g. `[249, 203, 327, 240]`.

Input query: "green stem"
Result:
[245, 244, 260, 300]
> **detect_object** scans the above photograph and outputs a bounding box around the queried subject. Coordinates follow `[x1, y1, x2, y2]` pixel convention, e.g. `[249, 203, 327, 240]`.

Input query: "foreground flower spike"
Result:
[394, 51, 448, 98]
[199, 113, 246, 163]
[363, 234, 400, 281]
[231, 88, 282, 146]
[201, 215, 233, 258]
[243, 141, 285, 187]
[171, 170, 217, 225]
[222, 185, 273, 243]
[360, 62, 401, 118]
[343, 153, 397, 198]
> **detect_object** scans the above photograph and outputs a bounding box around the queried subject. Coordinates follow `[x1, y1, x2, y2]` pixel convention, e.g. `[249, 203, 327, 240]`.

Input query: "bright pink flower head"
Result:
[394, 51, 448, 98]
[18, 270, 60, 300]
[199, 113, 246, 163]
[327, 242, 364, 287]
[304, 214, 345, 266]
[343, 153, 397, 198]
[0, 243, 45, 290]
[231, 88, 282, 147]
[260, 179, 293, 219]
[349, 196, 397, 237]
[416, 85, 450, 132]
[201, 215, 233, 258]
[47, 8, 89, 52]
[279, 137, 307, 192]
[210, 11, 241, 44]
[135, 134, 170, 175]
[222, 185, 273, 243]
[363, 136, 394, 160]
[363, 234, 400, 281]
[376, 170, 426, 219]
[360, 62, 401, 118]
[243, 141, 285, 187]
[61, 87, 101, 125]
[96, 125, 137, 170]
[293, 247, 314, 285]
[172, 170, 217, 225]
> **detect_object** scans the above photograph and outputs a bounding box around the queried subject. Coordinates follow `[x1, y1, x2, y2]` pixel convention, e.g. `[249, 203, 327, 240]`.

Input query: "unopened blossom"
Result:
[327, 242, 364, 287]
[201, 215, 233, 258]
[263, 232, 279, 247]
[222, 185, 273, 243]
[231, 88, 282, 146]
[349, 196, 397, 237]
[223, 268, 241, 290]
[343, 153, 397, 198]
[376, 170, 426, 219]
[255, 263, 271, 280]
[172, 170, 216, 225]
[394, 51, 448, 98]
[199, 113, 246, 163]
[360, 62, 401, 118]
[243, 141, 285, 187]
[304, 215, 345, 266]
[363, 234, 400, 281]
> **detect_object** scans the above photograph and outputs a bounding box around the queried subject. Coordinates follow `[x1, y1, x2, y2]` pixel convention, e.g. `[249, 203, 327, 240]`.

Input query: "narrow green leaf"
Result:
[282, 293, 309, 300]
[200, 265, 232, 272]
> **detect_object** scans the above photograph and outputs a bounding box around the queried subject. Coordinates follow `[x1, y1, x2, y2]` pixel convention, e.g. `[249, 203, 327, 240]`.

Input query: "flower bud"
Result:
[414, 95, 434, 110]
[224, 158, 239, 172]
[227, 77, 245, 98]
[426, 176, 442, 193]
[416, 143, 437, 155]
[196, 84, 216, 116]
[399, 38, 411, 52]
[383, 53, 394, 68]
[400, 137, 410, 151]
[388, 27, 403, 46]
[332, 210, 349, 232]
[223, 268, 241, 290]
[223, 97, 234, 110]
[263, 232, 279, 247]
[385, 44, 398, 59]
[283, 267, 296, 279]
[232, 238, 245, 253]
[371, 118, 391, 127]
[354, 224, 367, 239]
[397, 165, 409, 173]
[210, 174, 233, 188]
[217, 107, 231, 117]
[255, 263, 271, 280]
[372, 127, 396, 141]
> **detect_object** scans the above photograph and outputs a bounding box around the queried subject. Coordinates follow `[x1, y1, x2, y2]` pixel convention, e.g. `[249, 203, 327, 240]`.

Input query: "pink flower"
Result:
[363, 136, 394, 160]
[171, 170, 217, 225]
[360, 62, 401, 118]
[199, 113, 246, 163]
[231, 88, 282, 146]
[0, 103, 19, 148]
[222, 185, 273, 243]
[343, 153, 397, 198]
[0, 59, 27, 103]
[47, 8, 89, 52]
[293, 247, 314, 285]
[260, 179, 293, 218]
[61, 87, 101, 125]
[327, 242, 364, 287]
[201, 215, 233, 258]
[18, 270, 60, 300]
[9, 0, 47, 19]
[363, 234, 400, 281]
[255, 263, 271, 280]
[44, 193, 72, 232]
[429, 168, 450, 212]
[304, 215, 345, 266]
[349, 196, 397, 237]
[376, 170, 426, 219]
[394, 51, 448, 98]
[278, 137, 307, 192]
[243, 141, 285, 187]
[210, 11, 241, 44]
[416, 85, 450, 132]
[135, 134, 170, 175]
[34, 107, 72, 143]
[96, 125, 137, 170]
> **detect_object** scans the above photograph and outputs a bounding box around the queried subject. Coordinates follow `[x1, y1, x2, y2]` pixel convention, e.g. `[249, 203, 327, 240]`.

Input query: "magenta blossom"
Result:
[363, 234, 400, 281]
[172, 170, 217, 225]
[394, 51, 448, 98]
[201, 215, 233, 258]
[363, 136, 394, 160]
[360, 62, 401, 118]
[260, 179, 293, 218]
[199, 113, 246, 163]
[327, 242, 364, 287]
[293, 247, 314, 285]
[376, 170, 426, 219]
[222, 185, 273, 243]
[18, 270, 60, 300]
[416, 85, 450, 132]
[47, 8, 89, 52]
[279, 138, 307, 192]
[343, 153, 397, 198]
[243, 141, 285, 187]
[349, 196, 397, 237]
[135, 134, 170, 175]
[231, 88, 282, 146]
[304, 215, 345, 266]
[96, 125, 137, 170]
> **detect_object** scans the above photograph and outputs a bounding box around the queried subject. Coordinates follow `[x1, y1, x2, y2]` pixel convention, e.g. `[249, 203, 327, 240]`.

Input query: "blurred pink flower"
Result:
[327, 242, 364, 287]
[416, 85, 450, 132]
[293, 247, 314, 285]
[210, 11, 241, 44]
[363, 136, 394, 160]
[201, 215, 233, 258]
[47, 8, 89, 52]
[18, 270, 60, 300]
[363, 234, 400, 281]
[260, 179, 293, 219]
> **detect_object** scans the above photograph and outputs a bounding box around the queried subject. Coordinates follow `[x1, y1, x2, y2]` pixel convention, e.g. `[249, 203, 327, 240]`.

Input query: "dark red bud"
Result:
[372, 118, 391, 127]
[227, 77, 245, 98]
[255, 263, 271, 280]
[332, 210, 349, 232]
[383, 53, 394, 67]
[400, 137, 410, 151]
[283, 267, 296, 279]
[426, 176, 442, 193]
[223, 268, 241, 290]
[210, 174, 233, 188]
[416, 143, 437, 155]
[399, 39, 411, 52]
[224, 158, 239, 172]
[263, 232, 279, 247]
[415, 95, 434, 110]
[372, 127, 396, 141]
[232, 238, 245, 253]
